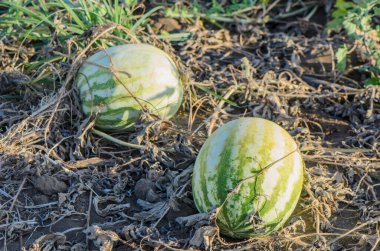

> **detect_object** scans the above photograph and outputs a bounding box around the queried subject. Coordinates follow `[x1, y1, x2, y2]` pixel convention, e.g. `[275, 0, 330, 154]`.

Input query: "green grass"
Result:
[0, 1, 192, 66]
[0, 0, 192, 89]
[0, 0, 158, 48]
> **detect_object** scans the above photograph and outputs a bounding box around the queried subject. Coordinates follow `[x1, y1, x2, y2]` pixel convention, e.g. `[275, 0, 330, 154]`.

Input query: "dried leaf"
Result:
[189, 226, 217, 248]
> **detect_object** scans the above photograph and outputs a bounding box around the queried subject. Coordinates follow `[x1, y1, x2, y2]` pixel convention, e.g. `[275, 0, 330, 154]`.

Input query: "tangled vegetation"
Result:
[0, 1, 379, 250]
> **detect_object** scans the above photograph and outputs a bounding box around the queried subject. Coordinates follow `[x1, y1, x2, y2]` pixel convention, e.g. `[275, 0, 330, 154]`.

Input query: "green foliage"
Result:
[364, 76, 380, 86]
[165, 0, 268, 22]
[0, 0, 169, 91]
[328, 0, 380, 86]
[0, 0, 159, 50]
[327, 0, 355, 31]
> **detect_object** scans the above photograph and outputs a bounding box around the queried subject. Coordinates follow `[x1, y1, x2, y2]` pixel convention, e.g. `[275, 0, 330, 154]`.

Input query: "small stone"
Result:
[32, 194, 50, 204]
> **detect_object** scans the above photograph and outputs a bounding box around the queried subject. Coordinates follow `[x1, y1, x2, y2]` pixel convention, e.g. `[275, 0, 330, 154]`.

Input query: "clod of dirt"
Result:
[31, 175, 68, 196]
[134, 178, 156, 201]
[145, 189, 160, 203]
[189, 226, 217, 248]
[32, 194, 51, 205]
[369, 171, 380, 181]
[155, 18, 181, 32]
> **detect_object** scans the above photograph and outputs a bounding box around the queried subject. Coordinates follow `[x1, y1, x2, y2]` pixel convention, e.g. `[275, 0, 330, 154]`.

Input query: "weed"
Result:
[165, 0, 269, 25]
[0, 0, 161, 70]
[328, 0, 380, 86]
[0, 0, 169, 92]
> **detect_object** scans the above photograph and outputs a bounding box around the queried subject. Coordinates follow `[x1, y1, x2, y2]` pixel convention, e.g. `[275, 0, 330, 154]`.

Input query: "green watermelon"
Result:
[192, 117, 304, 239]
[76, 44, 183, 131]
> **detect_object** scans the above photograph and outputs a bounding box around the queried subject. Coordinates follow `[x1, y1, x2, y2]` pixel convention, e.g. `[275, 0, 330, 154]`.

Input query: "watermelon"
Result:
[76, 44, 183, 131]
[192, 117, 304, 239]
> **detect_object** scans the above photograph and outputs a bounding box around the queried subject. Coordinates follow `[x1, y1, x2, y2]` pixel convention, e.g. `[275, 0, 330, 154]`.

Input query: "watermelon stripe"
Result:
[278, 191, 301, 230]
[215, 131, 235, 204]
[223, 121, 260, 230]
[235, 120, 266, 232]
[266, 139, 299, 227]
[81, 94, 149, 113]
[97, 118, 138, 128]
[95, 119, 129, 127]
[77, 60, 111, 86]
[79, 45, 178, 82]
[258, 126, 290, 222]
[79, 75, 117, 92]
[82, 84, 180, 111]
[79, 74, 145, 93]
[81, 105, 140, 125]
[77, 70, 111, 89]
[101, 106, 139, 117]
[82, 94, 134, 107]
[267, 152, 303, 229]
[200, 125, 231, 210]
[198, 141, 213, 210]
[96, 124, 132, 131]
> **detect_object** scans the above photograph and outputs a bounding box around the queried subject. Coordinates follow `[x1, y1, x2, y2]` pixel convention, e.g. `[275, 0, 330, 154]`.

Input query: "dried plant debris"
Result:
[0, 2, 379, 251]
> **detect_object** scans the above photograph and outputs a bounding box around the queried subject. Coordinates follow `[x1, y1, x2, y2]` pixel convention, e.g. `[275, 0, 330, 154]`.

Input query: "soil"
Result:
[0, 2, 379, 251]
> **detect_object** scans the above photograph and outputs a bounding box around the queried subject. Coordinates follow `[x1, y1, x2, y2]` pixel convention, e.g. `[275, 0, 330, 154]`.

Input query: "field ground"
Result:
[0, 1, 379, 250]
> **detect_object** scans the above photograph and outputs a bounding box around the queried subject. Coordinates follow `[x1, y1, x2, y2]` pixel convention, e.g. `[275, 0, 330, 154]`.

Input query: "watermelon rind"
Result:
[76, 44, 183, 131]
[192, 117, 304, 239]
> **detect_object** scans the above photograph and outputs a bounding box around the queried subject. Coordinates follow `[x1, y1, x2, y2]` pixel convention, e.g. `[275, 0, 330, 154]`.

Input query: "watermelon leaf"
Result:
[336, 45, 348, 72]
[364, 77, 380, 86]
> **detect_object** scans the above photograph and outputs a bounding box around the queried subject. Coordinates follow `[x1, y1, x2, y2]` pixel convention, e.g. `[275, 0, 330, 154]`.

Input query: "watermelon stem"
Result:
[92, 128, 176, 153]
[206, 86, 238, 136]
[92, 128, 146, 150]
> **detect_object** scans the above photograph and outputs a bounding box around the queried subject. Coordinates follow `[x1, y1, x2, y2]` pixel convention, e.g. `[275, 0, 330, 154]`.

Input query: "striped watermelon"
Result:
[192, 117, 304, 239]
[76, 44, 183, 131]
